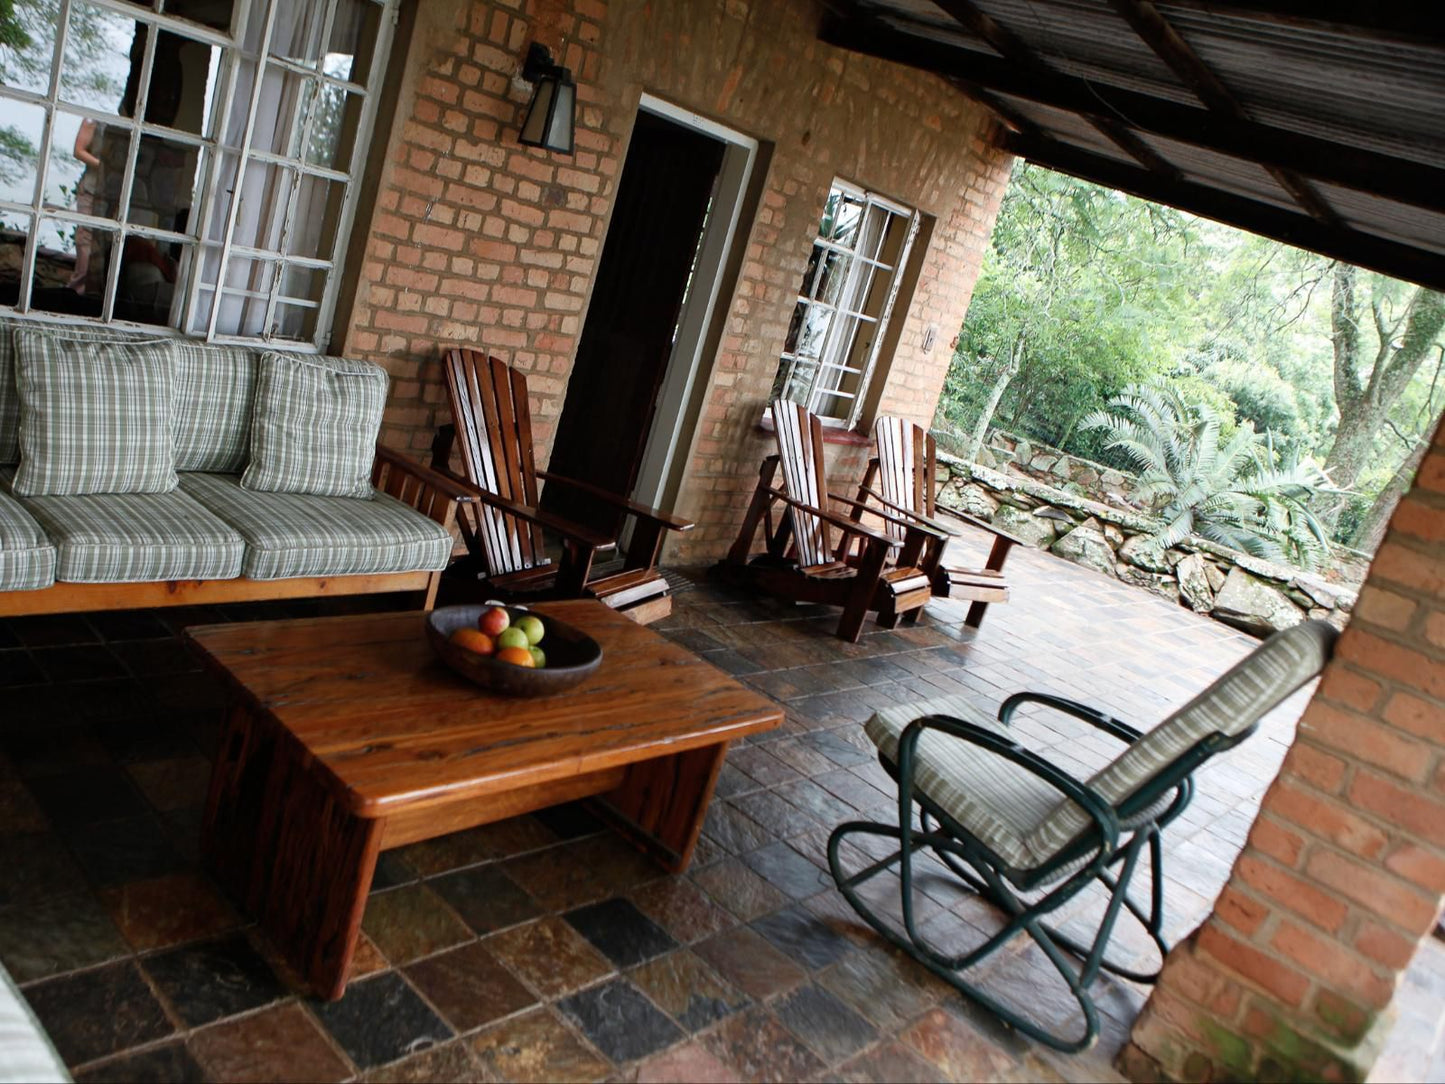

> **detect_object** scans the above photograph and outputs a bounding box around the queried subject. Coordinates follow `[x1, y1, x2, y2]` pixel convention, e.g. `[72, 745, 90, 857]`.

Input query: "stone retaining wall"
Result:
[936, 454, 1356, 636]
[979, 429, 1149, 508]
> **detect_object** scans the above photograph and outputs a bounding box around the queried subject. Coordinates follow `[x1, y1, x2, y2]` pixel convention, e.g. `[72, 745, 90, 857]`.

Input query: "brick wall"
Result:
[1122, 415, 1445, 1082]
[338, 0, 1012, 562]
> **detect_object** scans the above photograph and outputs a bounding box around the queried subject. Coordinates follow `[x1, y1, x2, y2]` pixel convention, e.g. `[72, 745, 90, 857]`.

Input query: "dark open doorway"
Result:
[541, 108, 728, 536]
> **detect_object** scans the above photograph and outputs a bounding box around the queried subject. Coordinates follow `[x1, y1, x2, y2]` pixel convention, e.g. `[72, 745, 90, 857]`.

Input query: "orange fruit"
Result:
[450, 627, 494, 655]
[495, 646, 535, 667]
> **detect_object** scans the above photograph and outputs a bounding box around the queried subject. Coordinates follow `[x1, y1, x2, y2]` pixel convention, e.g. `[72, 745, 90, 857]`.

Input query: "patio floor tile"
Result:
[771, 982, 878, 1062]
[403, 941, 536, 1032]
[361, 1040, 482, 1083]
[483, 915, 612, 998]
[0, 890, 129, 982]
[186, 1002, 351, 1083]
[563, 897, 677, 968]
[427, 863, 541, 935]
[697, 1006, 827, 1083]
[628, 949, 748, 1031]
[23, 960, 174, 1066]
[693, 926, 807, 1001]
[626, 877, 734, 945]
[141, 934, 287, 1028]
[466, 1006, 610, 1083]
[310, 971, 452, 1071]
[99, 873, 237, 952]
[556, 977, 684, 1063]
[73, 1040, 206, 1083]
[360, 884, 472, 966]
[835, 1039, 948, 1083]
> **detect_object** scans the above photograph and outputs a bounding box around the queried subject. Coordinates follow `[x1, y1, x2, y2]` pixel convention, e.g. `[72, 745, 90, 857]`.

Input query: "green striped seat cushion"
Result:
[181, 472, 452, 580]
[865, 622, 1336, 881]
[172, 341, 258, 473]
[11, 329, 179, 496]
[0, 482, 56, 591]
[2, 468, 243, 583]
[241, 353, 387, 499]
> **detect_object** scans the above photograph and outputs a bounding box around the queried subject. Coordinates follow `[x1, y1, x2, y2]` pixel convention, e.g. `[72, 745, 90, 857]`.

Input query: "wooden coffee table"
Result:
[190, 600, 781, 1000]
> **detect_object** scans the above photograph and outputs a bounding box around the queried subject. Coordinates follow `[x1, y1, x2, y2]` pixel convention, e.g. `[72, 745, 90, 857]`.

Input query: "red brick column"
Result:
[1123, 416, 1445, 1082]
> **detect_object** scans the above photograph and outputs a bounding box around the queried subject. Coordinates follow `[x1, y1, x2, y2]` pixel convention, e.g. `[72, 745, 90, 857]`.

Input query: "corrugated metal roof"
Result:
[830, 0, 1445, 289]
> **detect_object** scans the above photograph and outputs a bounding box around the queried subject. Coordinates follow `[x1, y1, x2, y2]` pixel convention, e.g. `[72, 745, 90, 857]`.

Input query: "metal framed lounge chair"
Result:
[717, 399, 935, 642]
[827, 620, 1338, 1052]
[851, 416, 1024, 629]
[431, 348, 694, 622]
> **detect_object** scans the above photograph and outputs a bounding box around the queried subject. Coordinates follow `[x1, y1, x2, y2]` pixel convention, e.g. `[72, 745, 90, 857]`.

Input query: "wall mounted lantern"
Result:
[517, 43, 576, 155]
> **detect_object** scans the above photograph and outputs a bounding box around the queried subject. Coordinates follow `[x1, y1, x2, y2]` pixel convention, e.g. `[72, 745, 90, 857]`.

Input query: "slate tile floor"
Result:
[0, 528, 1438, 1082]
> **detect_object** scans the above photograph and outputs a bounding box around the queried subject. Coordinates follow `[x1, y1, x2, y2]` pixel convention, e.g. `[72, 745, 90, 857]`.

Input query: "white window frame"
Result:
[772, 180, 920, 428]
[0, 0, 397, 351]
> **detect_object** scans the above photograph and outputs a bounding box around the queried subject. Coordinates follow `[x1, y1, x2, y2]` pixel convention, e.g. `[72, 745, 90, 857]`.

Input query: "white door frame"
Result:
[627, 95, 757, 518]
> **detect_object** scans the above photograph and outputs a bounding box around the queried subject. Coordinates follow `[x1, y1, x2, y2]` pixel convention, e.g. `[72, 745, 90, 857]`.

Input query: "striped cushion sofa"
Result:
[0, 322, 467, 617]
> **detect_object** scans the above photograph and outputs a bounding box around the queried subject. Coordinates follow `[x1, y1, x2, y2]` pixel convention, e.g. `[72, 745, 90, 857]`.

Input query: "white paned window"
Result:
[771, 181, 920, 425]
[0, 0, 396, 349]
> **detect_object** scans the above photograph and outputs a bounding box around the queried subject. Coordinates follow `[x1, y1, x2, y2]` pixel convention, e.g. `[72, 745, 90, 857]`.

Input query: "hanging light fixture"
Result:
[517, 43, 576, 155]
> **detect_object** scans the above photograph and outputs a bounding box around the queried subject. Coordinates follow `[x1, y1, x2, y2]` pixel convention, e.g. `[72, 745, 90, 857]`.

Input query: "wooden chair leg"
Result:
[727, 459, 780, 566]
[965, 536, 1015, 629]
[837, 538, 890, 643]
[625, 519, 665, 573]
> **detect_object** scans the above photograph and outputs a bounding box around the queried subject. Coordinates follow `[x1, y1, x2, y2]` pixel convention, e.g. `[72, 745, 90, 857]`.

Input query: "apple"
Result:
[516, 614, 545, 645]
[478, 606, 510, 637]
[495, 626, 530, 652]
[529, 646, 546, 668]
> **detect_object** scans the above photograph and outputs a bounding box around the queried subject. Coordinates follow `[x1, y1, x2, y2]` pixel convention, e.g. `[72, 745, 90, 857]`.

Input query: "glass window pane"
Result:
[115, 233, 184, 325]
[46, 113, 130, 221]
[272, 300, 317, 340]
[271, 2, 329, 69]
[230, 159, 293, 252]
[305, 82, 361, 168]
[31, 214, 114, 315]
[0, 2, 60, 96]
[325, 0, 381, 85]
[814, 249, 851, 308]
[0, 99, 46, 207]
[59, 3, 140, 116]
[146, 31, 224, 136]
[0, 211, 33, 308]
[824, 191, 865, 247]
[128, 135, 204, 235]
[252, 63, 312, 156]
[785, 301, 832, 361]
[285, 173, 341, 259]
[280, 263, 324, 302]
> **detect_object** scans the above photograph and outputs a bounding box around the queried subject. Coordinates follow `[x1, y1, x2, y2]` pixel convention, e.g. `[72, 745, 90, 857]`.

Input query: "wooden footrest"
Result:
[947, 566, 1009, 604]
[588, 569, 672, 623]
[883, 566, 932, 614]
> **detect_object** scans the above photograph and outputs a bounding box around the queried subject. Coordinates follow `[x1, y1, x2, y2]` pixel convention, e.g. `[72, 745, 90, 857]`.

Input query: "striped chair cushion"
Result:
[241, 352, 387, 499]
[865, 622, 1336, 878]
[0, 963, 68, 1083]
[3, 469, 243, 584]
[10, 329, 179, 496]
[181, 472, 452, 580]
[172, 341, 259, 473]
[0, 482, 56, 591]
[0, 318, 20, 465]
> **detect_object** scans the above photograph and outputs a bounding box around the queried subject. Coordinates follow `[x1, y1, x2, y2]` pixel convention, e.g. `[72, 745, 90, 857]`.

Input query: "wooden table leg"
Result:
[594, 742, 728, 873]
[203, 698, 380, 1001]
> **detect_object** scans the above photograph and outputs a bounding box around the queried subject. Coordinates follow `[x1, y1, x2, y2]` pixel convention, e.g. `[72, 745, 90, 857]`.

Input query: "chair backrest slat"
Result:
[773, 399, 831, 567]
[444, 348, 546, 575]
[874, 416, 931, 541]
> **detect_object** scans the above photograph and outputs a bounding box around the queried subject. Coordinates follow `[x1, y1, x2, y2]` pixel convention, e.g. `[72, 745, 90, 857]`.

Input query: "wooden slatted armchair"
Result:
[717, 399, 935, 642]
[430, 348, 694, 623]
[852, 416, 1024, 629]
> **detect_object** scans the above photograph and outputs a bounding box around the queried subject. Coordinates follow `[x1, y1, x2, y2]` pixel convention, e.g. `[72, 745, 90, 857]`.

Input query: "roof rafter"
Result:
[818, 15, 1445, 217]
[1108, 0, 1339, 224]
[1001, 129, 1445, 293]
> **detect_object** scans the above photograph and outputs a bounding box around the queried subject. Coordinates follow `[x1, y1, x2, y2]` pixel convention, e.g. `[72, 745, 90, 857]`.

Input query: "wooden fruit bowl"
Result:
[425, 605, 603, 696]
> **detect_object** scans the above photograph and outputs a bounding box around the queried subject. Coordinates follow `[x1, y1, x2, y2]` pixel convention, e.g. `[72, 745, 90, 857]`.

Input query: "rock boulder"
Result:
[1051, 517, 1118, 576]
[1175, 553, 1214, 613]
[1211, 567, 1305, 636]
[1118, 534, 1171, 573]
[993, 504, 1060, 548]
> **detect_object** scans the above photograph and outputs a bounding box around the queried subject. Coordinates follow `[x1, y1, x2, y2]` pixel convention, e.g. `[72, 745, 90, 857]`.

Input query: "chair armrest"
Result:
[946, 506, 1030, 549]
[374, 443, 478, 503]
[897, 714, 1121, 857]
[764, 487, 899, 550]
[535, 470, 695, 532]
[998, 692, 1143, 744]
[835, 489, 953, 538]
[426, 462, 617, 553]
[856, 486, 961, 537]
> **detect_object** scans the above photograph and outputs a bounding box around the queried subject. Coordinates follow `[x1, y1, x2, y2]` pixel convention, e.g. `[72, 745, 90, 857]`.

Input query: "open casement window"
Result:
[0, 0, 396, 350]
[771, 182, 920, 427]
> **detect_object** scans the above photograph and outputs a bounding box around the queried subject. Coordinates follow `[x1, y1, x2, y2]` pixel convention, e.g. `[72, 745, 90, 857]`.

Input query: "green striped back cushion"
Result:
[171, 341, 258, 473]
[241, 352, 387, 499]
[0, 319, 19, 464]
[11, 329, 180, 496]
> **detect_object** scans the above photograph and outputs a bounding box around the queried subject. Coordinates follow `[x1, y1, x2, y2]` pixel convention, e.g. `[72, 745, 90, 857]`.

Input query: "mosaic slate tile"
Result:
[24, 961, 174, 1066]
[142, 934, 287, 1028]
[467, 1007, 609, 1083]
[556, 977, 683, 1063]
[310, 971, 452, 1071]
[564, 897, 677, 968]
[187, 1002, 351, 1084]
[404, 941, 536, 1032]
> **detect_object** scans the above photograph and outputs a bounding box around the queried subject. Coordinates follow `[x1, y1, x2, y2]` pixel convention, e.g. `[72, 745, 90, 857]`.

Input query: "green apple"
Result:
[529, 646, 546, 668]
[516, 614, 545, 645]
[495, 626, 530, 651]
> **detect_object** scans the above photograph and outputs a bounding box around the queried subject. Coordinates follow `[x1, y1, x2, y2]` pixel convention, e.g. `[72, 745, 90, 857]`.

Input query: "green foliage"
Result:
[1082, 381, 1334, 569]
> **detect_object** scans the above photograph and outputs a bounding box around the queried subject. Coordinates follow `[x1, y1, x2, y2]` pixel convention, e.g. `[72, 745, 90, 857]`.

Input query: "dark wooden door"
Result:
[542, 110, 726, 535]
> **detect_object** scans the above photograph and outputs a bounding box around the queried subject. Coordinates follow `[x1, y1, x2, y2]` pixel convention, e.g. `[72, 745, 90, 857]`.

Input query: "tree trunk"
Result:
[1352, 437, 1429, 553]
[966, 333, 1024, 463]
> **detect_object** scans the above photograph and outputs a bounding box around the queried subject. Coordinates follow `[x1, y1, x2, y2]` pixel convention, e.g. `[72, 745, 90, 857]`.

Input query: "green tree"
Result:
[1082, 380, 1333, 569]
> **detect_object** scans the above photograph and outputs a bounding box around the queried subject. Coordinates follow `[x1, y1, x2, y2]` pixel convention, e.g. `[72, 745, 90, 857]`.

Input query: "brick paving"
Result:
[0, 524, 1436, 1082]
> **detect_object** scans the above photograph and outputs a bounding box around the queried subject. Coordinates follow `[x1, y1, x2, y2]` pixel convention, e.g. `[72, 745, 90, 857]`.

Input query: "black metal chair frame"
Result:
[827, 695, 1259, 1053]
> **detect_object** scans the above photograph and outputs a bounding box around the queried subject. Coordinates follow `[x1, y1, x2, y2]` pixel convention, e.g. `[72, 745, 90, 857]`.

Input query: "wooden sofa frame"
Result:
[0, 445, 471, 618]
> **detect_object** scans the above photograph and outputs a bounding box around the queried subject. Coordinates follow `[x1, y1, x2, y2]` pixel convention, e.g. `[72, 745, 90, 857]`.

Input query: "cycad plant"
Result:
[1081, 381, 1334, 570]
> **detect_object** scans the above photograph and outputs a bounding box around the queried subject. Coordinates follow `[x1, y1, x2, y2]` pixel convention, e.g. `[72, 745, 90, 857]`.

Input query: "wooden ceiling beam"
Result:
[819, 15, 1445, 216]
[1155, 1, 1445, 46]
[1109, 0, 1338, 225]
[1001, 130, 1445, 293]
[931, 0, 1180, 178]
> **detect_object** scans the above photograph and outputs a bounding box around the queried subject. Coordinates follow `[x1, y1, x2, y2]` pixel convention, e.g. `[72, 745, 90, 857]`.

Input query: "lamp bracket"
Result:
[522, 42, 561, 84]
